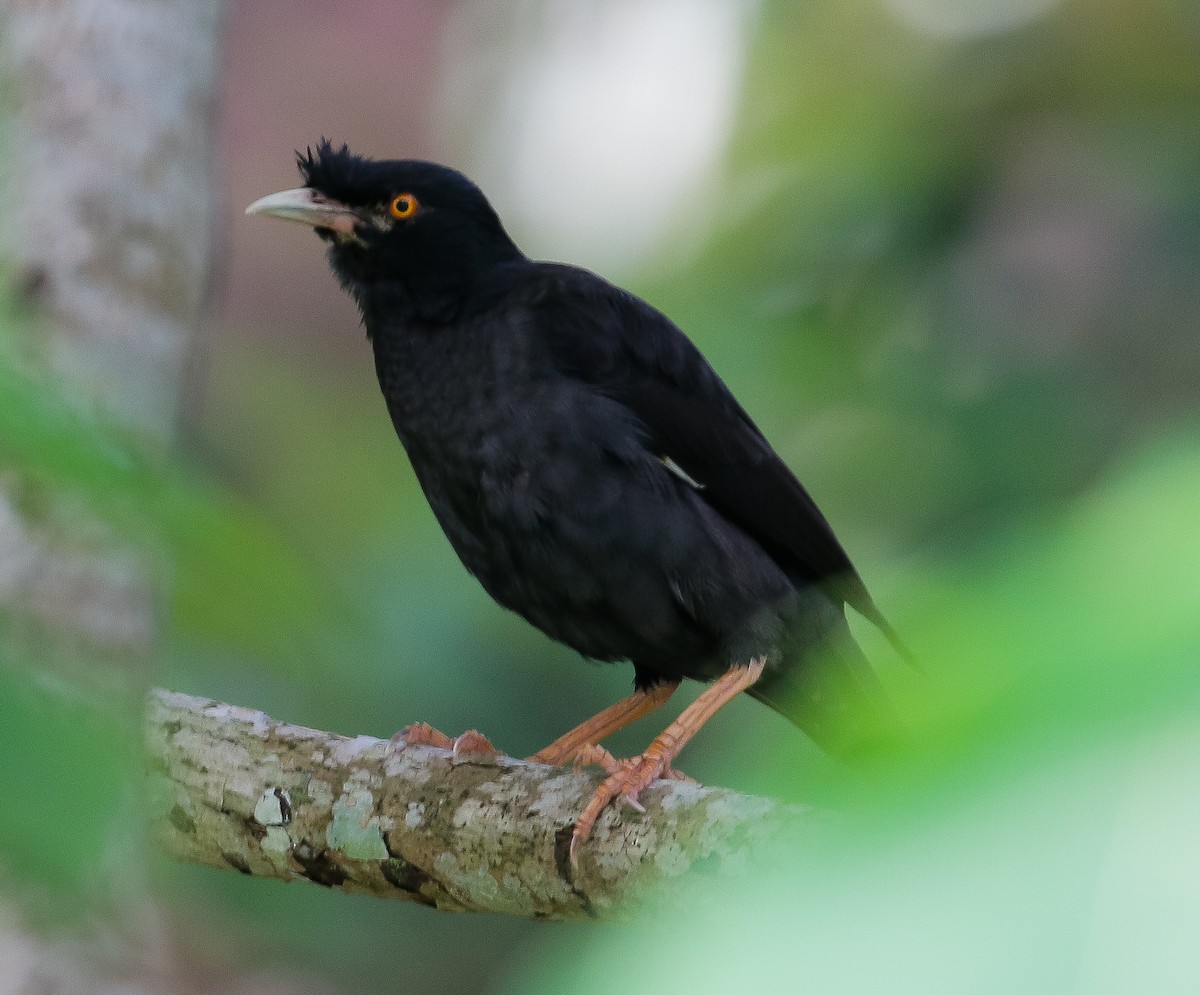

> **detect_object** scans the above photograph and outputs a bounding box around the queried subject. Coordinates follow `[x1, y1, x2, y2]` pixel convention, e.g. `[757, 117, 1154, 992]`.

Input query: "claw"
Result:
[570, 751, 669, 866]
[451, 729, 497, 758]
[389, 723, 499, 760]
[390, 722, 454, 750]
[661, 766, 696, 784]
[567, 659, 765, 867]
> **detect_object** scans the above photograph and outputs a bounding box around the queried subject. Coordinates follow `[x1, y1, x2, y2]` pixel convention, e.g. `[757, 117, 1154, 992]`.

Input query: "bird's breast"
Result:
[367, 316, 793, 676]
[370, 319, 608, 531]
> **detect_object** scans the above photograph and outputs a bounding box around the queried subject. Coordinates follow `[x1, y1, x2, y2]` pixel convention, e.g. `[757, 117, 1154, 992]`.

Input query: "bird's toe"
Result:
[451, 729, 498, 758]
[660, 765, 696, 784]
[571, 742, 620, 774]
[390, 721, 454, 750]
[389, 723, 500, 760]
[569, 752, 669, 866]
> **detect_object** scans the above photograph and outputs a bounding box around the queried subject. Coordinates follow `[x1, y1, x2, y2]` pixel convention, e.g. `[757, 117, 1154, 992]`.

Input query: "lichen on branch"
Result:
[146, 689, 830, 921]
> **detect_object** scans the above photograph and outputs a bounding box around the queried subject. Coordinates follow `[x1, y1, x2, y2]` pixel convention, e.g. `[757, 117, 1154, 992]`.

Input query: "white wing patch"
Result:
[660, 455, 705, 490]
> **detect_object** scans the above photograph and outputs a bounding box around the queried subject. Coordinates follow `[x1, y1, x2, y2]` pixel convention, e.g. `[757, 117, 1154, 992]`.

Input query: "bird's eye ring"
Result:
[390, 193, 420, 220]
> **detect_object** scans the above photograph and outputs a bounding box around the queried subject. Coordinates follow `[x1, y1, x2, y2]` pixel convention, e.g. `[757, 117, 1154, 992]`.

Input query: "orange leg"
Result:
[569, 657, 766, 866]
[528, 680, 680, 766]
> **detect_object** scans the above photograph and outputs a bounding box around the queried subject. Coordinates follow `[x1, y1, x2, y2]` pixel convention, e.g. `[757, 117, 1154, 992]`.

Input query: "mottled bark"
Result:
[148, 689, 832, 921]
[0, 0, 225, 668]
[3, 0, 224, 441]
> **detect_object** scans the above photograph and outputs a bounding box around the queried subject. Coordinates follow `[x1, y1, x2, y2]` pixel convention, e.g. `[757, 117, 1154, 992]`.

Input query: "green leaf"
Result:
[0, 663, 134, 893]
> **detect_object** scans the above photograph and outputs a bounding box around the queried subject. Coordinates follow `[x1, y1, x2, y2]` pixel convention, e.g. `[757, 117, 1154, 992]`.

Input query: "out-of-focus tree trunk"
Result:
[0, 3, 326, 992]
[1, 0, 225, 673]
[5, 0, 222, 442]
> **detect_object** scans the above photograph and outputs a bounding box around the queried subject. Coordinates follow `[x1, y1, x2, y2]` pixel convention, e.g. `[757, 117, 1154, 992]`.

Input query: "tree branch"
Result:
[146, 689, 831, 921]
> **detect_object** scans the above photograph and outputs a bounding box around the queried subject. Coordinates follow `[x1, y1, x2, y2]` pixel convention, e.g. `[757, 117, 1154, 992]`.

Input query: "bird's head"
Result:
[246, 140, 523, 315]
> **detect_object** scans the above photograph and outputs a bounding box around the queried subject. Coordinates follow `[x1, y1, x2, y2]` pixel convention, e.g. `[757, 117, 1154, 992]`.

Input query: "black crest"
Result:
[296, 138, 493, 220]
[296, 139, 390, 207]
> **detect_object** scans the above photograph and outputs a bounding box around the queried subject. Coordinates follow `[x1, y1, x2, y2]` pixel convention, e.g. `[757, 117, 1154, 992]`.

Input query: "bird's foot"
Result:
[569, 743, 682, 867]
[390, 722, 453, 750]
[449, 729, 499, 759]
[390, 722, 498, 759]
[565, 660, 767, 866]
[572, 743, 693, 782]
[570, 742, 619, 772]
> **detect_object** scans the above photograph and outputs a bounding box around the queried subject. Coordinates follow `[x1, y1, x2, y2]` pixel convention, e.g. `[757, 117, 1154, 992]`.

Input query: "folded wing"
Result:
[530, 266, 909, 658]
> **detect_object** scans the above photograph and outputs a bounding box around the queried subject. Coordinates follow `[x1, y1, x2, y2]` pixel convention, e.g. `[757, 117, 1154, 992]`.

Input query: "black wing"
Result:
[528, 264, 904, 652]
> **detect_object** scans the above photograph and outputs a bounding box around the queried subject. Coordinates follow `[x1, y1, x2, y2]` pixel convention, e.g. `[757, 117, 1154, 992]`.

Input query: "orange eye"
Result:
[390, 193, 420, 220]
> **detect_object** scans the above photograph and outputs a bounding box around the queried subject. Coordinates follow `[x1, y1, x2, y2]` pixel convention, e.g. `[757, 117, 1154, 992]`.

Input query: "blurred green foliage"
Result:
[644, 0, 1200, 551]
[0, 297, 353, 895]
[0, 662, 133, 895]
[511, 429, 1200, 995]
[0, 306, 352, 674]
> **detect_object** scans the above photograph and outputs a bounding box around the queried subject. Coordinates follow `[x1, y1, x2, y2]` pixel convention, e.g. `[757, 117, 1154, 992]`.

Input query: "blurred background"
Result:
[2, 0, 1198, 991]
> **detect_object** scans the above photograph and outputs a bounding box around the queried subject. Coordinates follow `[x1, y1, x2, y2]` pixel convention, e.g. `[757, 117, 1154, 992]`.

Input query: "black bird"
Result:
[247, 141, 906, 861]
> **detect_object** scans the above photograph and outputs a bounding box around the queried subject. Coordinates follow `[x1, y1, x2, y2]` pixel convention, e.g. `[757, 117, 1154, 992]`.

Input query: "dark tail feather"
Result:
[750, 620, 904, 762]
[860, 600, 921, 674]
[839, 576, 921, 674]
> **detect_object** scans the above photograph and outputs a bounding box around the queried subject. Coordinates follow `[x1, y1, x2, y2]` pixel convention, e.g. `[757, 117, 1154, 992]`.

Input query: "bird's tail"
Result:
[835, 573, 921, 674]
[749, 605, 902, 762]
[857, 596, 920, 674]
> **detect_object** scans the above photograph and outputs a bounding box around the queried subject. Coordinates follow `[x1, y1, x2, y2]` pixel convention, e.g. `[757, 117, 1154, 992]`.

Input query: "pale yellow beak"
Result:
[245, 186, 362, 235]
